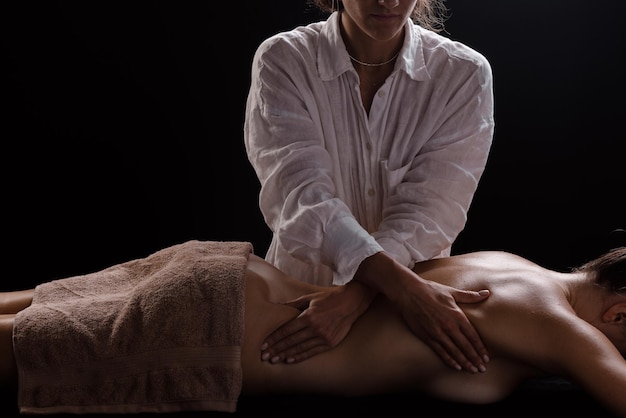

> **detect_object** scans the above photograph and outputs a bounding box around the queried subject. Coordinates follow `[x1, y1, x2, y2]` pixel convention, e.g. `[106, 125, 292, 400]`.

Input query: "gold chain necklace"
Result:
[348, 52, 399, 67]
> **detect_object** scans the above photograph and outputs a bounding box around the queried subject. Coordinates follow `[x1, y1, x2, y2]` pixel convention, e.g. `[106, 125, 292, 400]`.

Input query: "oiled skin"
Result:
[241, 252, 626, 416]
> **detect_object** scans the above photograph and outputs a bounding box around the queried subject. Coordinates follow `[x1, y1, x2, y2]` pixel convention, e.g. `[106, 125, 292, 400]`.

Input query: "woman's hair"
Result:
[574, 247, 626, 293]
[309, 0, 448, 33]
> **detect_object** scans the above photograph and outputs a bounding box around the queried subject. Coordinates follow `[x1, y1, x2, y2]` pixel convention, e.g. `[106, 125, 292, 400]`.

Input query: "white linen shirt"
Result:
[244, 12, 494, 286]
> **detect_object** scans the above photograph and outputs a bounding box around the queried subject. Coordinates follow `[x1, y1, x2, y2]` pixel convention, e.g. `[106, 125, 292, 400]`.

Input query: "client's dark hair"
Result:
[574, 247, 626, 293]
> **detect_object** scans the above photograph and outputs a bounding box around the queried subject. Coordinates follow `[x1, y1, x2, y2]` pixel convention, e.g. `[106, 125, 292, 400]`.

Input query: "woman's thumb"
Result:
[281, 295, 313, 311]
[457, 289, 490, 304]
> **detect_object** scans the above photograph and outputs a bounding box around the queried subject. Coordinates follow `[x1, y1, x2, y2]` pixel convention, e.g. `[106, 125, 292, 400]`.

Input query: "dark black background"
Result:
[2, 1, 624, 290]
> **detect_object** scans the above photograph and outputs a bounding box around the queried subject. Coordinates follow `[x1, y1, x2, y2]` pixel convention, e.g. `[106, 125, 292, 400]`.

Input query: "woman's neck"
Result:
[339, 12, 404, 67]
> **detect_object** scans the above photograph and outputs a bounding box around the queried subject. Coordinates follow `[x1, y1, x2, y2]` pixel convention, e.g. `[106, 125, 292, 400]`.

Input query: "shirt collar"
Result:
[317, 12, 431, 82]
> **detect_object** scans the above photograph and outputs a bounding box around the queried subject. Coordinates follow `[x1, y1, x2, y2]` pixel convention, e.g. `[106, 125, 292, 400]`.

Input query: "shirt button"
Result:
[366, 142, 372, 150]
[368, 188, 375, 196]
[377, 90, 386, 97]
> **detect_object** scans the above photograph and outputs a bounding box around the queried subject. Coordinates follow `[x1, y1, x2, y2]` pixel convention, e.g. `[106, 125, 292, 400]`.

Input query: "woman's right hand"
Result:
[260, 281, 376, 364]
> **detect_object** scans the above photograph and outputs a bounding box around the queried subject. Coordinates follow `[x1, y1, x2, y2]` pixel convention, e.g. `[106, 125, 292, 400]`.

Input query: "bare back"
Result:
[241, 251, 577, 403]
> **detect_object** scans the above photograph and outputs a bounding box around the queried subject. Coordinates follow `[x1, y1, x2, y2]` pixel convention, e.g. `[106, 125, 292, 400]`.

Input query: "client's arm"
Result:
[471, 297, 626, 417]
[539, 315, 626, 417]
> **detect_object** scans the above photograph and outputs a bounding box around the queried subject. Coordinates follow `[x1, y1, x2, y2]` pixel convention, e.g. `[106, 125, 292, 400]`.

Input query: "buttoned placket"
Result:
[365, 79, 392, 203]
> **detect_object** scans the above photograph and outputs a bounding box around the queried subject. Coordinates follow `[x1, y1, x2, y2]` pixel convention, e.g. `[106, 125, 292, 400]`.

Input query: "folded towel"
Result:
[13, 240, 253, 414]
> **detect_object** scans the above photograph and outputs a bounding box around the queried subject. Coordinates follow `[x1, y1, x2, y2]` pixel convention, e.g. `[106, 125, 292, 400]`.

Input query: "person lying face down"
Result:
[1, 242, 625, 416]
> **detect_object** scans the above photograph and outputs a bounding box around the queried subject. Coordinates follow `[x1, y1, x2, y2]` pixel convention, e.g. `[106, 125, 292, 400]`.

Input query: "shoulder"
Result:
[253, 21, 326, 65]
[410, 24, 492, 80]
[415, 24, 490, 65]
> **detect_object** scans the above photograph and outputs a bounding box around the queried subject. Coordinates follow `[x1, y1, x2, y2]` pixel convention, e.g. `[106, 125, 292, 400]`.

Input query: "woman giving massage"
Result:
[0, 240, 625, 416]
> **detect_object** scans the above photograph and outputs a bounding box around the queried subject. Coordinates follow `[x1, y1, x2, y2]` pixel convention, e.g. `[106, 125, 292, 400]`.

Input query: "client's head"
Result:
[575, 246, 626, 357]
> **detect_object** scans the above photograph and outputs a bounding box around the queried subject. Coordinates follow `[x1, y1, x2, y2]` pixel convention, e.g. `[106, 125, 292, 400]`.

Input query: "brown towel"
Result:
[13, 240, 253, 414]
